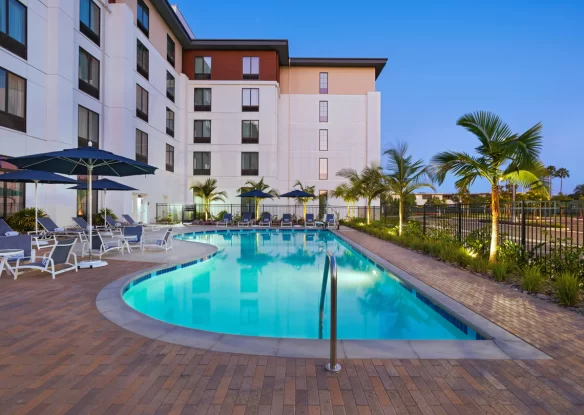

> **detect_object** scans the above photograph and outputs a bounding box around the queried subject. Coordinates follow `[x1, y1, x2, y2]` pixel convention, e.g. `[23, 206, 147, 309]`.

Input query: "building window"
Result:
[79, 48, 100, 99]
[135, 129, 148, 164]
[137, 0, 149, 36]
[242, 121, 259, 144]
[166, 71, 175, 102]
[166, 144, 174, 172]
[194, 56, 211, 80]
[241, 152, 258, 176]
[0, 158, 25, 217]
[319, 101, 328, 122]
[0, 67, 26, 132]
[194, 120, 211, 143]
[78, 106, 99, 148]
[167, 35, 175, 67]
[193, 152, 210, 175]
[242, 88, 259, 112]
[319, 158, 328, 180]
[136, 40, 149, 79]
[319, 72, 328, 94]
[319, 129, 328, 151]
[80, 0, 100, 46]
[166, 107, 174, 137]
[194, 88, 211, 111]
[242, 57, 259, 80]
[0, 0, 27, 59]
[136, 84, 148, 122]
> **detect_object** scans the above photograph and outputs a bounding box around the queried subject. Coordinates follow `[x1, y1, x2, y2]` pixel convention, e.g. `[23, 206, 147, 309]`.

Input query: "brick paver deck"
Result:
[1, 232, 583, 414]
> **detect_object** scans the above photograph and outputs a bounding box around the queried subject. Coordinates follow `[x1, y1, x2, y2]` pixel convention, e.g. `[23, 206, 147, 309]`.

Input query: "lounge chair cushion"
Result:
[5, 231, 18, 237]
[55, 227, 65, 232]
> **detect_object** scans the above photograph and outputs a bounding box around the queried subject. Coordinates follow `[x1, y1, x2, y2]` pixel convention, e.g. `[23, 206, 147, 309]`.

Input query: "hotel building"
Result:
[0, 0, 386, 224]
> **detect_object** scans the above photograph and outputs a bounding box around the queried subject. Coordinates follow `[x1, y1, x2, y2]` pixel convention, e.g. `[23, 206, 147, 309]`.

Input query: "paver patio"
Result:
[0, 227, 583, 414]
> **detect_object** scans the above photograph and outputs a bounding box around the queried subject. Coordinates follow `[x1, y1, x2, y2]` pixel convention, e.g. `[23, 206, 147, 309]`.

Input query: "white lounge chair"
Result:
[238, 212, 252, 227]
[281, 213, 292, 227]
[72, 216, 106, 231]
[258, 213, 271, 227]
[13, 238, 78, 280]
[122, 214, 160, 231]
[217, 213, 232, 227]
[82, 232, 123, 258]
[38, 217, 85, 238]
[142, 228, 173, 252]
[325, 214, 336, 228]
[305, 213, 316, 228]
[0, 219, 19, 236]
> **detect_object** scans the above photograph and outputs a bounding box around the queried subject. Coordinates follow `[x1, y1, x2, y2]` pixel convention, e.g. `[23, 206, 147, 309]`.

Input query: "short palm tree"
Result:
[332, 183, 359, 219]
[431, 111, 545, 263]
[237, 177, 279, 219]
[190, 178, 227, 220]
[555, 168, 570, 194]
[545, 165, 556, 196]
[292, 180, 317, 219]
[573, 184, 584, 199]
[337, 164, 386, 225]
[384, 142, 435, 235]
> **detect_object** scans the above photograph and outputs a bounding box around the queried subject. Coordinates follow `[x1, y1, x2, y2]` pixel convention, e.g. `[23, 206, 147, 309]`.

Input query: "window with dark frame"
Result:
[0, 67, 26, 132]
[242, 120, 259, 144]
[194, 56, 211, 79]
[80, 0, 100, 46]
[0, 0, 27, 59]
[136, 84, 148, 122]
[78, 47, 100, 99]
[319, 72, 328, 94]
[194, 88, 211, 111]
[319, 158, 328, 180]
[193, 152, 211, 175]
[319, 129, 328, 151]
[319, 101, 328, 122]
[136, 39, 149, 79]
[78, 106, 99, 148]
[166, 34, 175, 66]
[0, 158, 25, 217]
[135, 129, 148, 164]
[166, 107, 174, 137]
[194, 120, 211, 143]
[242, 57, 259, 79]
[137, 0, 149, 36]
[242, 88, 259, 112]
[166, 144, 174, 172]
[241, 152, 258, 176]
[166, 71, 175, 101]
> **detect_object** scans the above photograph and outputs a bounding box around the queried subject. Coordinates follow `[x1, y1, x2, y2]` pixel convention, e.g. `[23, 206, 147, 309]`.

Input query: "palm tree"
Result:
[331, 183, 359, 219]
[431, 111, 545, 263]
[384, 142, 435, 235]
[337, 164, 386, 225]
[190, 178, 227, 220]
[292, 180, 317, 219]
[237, 177, 279, 219]
[555, 168, 570, 194]
[545, 165, 556, 196]
[573, 184, 584, 199]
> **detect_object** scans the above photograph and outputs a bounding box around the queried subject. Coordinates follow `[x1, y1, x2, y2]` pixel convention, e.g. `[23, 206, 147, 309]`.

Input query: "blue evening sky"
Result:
[175, 0, 584, 194]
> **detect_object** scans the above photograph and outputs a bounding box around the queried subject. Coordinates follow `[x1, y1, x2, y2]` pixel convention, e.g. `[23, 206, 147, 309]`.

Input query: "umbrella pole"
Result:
[103, 189, 107, 222]
[88, 170, 93, 262]
[34, 181, 38, 235]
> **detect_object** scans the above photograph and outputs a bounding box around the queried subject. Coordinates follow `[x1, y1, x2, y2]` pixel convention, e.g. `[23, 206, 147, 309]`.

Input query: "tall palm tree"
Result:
[293, 180, 317, 219]
[190, 178, 228, 220]
[332, 183, 359, 219]
[237, 177, 279, 219]
[545, 165, 556, 196]
[431, 111, 545, 263]
[555, 168, 570, 194]
[337, 164, 386, 225]
[384, 142, 435, 235]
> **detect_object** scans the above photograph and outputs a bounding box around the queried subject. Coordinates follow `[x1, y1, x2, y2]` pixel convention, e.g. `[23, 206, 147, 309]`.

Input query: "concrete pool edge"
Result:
[96, 228, 551, 360]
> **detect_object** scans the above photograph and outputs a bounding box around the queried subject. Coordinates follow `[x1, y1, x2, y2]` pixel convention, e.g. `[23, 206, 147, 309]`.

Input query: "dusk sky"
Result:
[175, 0, 583, 194]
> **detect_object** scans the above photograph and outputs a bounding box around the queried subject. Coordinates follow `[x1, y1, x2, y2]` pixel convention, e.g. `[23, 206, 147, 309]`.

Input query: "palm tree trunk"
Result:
[205, 200, 209, 221]
[560, 178, 563, 195]
[489, 185, 500, 263]
[366, 199, 371, 225]
[303, 202, 307, 219]
[398, 197, 403, 236]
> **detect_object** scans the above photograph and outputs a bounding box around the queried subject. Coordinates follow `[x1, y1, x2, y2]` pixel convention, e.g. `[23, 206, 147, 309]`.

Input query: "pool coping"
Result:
[96, 228, 551, 360]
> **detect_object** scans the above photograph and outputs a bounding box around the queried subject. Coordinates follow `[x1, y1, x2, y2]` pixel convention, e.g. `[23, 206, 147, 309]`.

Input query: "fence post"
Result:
[423, 203, 427, 235]
[457, 203, 462, 242]
[521, 201, 526, 249]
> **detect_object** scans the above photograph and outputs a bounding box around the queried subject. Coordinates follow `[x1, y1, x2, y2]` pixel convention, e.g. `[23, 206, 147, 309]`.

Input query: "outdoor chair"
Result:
[38, 217, 85, 238]
[281, 213, 292, 228]
[258, 213, 271, 227]
[238, 212, 252, 227]
[0, 219, 18, 236]
[305, 213, 316, 228]
[217, 213, 232, 227]
[105, 215, 123, 229]
[122, 214, 160, 230]
[82, 232, 123, 259]
[0, 234, 32, 278]
[325, 214, 336, 228]
[142, 228, 173, 252]
[12, 238, 78, 280]
[122, 225, 144, 252]
[72, 217, 107, 231]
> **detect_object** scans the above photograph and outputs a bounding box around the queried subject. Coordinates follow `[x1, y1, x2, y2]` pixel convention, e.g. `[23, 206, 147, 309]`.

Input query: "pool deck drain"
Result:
[97, 227, 550, 360]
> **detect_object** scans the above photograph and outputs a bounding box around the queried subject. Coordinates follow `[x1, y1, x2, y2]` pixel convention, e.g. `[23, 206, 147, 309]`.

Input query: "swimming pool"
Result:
[123, 229, 484, 341]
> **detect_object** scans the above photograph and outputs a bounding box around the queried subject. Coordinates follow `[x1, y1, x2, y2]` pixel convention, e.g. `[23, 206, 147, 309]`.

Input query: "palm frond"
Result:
[430, 151, 494, 185]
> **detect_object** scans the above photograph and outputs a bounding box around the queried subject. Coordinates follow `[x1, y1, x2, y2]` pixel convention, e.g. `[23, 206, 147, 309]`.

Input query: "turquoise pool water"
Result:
[123, 230, 482, 340]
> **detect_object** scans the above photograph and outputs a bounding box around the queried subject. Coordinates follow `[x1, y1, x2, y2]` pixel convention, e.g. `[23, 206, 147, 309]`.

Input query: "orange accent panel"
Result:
[182, 50, 279, 81]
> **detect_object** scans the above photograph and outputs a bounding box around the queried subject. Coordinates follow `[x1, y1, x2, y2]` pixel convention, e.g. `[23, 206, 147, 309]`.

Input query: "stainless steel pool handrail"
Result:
[321, 250, 341, 373]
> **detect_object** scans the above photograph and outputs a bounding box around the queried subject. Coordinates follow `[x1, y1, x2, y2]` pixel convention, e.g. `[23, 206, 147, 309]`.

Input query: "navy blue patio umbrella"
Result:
[0, 170, 79, 234]
[68, 178, 138, 220]
[280, 189, 315, 198]
[237, 190, 275, 219]
[7, 146, 157, 268]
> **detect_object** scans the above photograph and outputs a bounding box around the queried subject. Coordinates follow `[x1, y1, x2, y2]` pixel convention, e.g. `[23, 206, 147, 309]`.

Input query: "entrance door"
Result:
[136, 195, 148, 223]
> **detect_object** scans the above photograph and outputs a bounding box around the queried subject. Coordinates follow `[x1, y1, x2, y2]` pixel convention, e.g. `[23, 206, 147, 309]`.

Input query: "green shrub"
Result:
[454, 248, 471, 268]
[498, 240, 528, 268]
[6, 208, 48, 233]
[94, 208, 117, 225]
[490, 261, 511, 282]
[469, 257, 489, 274]
[214, 210, 229, 221]
[521, 266, 544, 293]
[464, 225, 491, 257]
[402, 220, 424, 238]
[554, 272, 581, 307]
